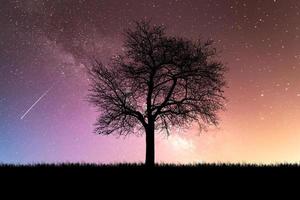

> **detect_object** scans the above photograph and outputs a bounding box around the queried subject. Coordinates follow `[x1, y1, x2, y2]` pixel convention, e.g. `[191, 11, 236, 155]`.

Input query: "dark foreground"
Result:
[1, 163, 300, 179]
[1, 163, 300, 193]
[1, 164, 297, 196]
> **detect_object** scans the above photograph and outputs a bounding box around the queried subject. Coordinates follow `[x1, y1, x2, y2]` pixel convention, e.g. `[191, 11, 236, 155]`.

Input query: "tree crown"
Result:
[88, 20, 227, 136]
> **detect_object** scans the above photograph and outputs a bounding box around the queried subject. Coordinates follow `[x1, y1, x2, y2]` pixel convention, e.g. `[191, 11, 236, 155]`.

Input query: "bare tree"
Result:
[88, 21, 227, 166]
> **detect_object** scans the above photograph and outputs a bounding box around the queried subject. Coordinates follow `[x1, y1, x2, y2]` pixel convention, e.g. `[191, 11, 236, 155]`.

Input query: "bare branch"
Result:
[88, 20, 227, 137]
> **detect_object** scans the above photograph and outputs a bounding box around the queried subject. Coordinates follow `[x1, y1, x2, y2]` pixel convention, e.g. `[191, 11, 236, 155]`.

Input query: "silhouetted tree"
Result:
[88, 21, 227, 166]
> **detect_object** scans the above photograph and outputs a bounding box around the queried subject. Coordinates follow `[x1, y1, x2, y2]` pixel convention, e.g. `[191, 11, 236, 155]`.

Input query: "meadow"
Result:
[1, 163, 299, 179]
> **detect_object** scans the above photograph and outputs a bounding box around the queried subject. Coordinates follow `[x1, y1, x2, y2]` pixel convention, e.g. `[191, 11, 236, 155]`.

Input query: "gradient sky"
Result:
[1, 0, 300, 164]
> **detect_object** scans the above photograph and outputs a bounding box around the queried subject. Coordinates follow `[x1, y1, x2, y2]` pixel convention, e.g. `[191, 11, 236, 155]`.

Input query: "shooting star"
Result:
[20, 83, 57, 120]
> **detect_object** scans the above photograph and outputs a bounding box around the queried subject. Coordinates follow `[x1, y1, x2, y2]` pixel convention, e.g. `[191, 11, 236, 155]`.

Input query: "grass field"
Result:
[1, 163, 300, 178]
[0, 163, 298, 191]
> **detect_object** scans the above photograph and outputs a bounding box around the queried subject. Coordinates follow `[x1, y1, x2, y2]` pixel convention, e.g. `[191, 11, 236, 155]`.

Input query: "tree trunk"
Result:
[145, 124, 155, 167]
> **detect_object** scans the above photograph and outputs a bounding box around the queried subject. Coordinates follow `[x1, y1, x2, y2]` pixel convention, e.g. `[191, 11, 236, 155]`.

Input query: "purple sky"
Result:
[2, 0, 300, 164]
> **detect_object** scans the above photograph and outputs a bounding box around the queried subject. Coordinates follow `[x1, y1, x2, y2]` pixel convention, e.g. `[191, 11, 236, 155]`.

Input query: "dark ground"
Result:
[1, 163, 300, 179]
[0, 163, 298, 195]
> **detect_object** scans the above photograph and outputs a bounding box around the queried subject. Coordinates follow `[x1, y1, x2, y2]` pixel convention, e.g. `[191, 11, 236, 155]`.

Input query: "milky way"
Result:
[1, 0, 300, 164]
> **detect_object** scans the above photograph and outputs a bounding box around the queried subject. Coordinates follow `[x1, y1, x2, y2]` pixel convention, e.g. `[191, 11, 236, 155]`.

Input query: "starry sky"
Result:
[1, 0, 300, 164]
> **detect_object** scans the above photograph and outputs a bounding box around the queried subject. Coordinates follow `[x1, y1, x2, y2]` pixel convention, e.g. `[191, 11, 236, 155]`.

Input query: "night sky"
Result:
[1, 0, 300, 164]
